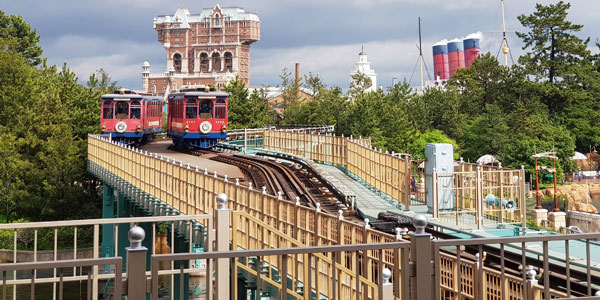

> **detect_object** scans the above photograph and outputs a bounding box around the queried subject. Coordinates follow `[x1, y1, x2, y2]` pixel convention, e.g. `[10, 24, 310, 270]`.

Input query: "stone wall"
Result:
[568, 211, 600, 233]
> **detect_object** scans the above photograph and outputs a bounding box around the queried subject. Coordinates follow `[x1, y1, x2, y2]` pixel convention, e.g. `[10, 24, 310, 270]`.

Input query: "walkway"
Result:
[314, 163, 406, 220]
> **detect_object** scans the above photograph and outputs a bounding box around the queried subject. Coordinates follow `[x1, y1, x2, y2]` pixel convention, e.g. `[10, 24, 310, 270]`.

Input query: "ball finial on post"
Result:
[412, 214, 428, 234]
[128, 226, 146, 249]
[382, 268, 392, 284]
[217, 193, 228, 210]
[525, 266, 537, 282]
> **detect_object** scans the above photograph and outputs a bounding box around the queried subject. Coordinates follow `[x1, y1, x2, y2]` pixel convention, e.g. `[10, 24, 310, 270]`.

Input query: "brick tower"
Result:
[143, 5, 260, 94]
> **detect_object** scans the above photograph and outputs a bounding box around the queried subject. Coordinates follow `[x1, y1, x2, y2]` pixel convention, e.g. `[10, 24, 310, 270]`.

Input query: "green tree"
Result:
[347, 72, 372, 100]
[303, 72, 325, 97]
[225, 76, 273, 129]
[408, 130, 459, 160]
[278, 67, 300, 111]
[86, 68, 118, 93]
[0, 11, 43, 66]
[448, 53, 508, 110]
[517, 1, 590, 84]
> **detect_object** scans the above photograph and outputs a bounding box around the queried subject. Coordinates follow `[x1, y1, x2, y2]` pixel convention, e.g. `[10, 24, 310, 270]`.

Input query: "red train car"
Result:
[167, 86, 228, 149]
[100, 89, 163, 144]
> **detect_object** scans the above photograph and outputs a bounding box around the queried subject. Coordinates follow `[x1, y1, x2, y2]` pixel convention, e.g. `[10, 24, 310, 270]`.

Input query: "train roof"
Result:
[101, 88, 164, 101]
[101, 94, 164, 101]
[169, 91, 229, 98]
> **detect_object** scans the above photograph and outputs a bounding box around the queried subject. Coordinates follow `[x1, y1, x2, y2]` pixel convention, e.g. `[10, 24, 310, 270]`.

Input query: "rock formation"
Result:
[528, 183, 599, 213]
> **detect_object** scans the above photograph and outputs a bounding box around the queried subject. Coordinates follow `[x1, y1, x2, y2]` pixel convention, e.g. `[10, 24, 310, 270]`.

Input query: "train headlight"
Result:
[184, 125, 189, 132]
[136, 125, 141, 132]
[101, 125, 106, 131]
[115, 121, 127, 133]
[199, 121, 212, 134]
[222, 125, 227, 133]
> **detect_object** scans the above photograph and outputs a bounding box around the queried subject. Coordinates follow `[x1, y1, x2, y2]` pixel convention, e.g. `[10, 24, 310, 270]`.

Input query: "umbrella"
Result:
[570, 151, 587, 160]
[476, 154, 499, 165]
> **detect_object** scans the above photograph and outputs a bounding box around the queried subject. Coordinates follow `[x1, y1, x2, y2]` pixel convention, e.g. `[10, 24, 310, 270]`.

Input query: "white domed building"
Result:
[349, 47, 377, 92]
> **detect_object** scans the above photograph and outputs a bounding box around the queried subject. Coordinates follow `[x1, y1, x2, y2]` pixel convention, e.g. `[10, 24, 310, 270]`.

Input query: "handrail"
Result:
[0, 214, 211, 230]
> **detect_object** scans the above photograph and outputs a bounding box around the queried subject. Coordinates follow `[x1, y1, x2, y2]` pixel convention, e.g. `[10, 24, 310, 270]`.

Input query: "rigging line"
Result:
[408, 54, 420, 85]
[505, 39, 517, 65]
[495, 41, 503, 61]
[423, 60, 433, 81]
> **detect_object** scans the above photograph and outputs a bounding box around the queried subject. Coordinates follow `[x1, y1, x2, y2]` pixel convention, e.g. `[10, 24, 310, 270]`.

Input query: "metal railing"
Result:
[151, 243, 404, 300]
[1, 196, 600, 299]
[0, 214, 210, 300]
[433, 233, 600, 299]
[227, 125, 335, 140]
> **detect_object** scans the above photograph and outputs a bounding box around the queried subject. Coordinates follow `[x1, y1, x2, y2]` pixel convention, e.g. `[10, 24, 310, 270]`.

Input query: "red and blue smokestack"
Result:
[463, 38, 481, 68]
[447, 41, 465, 77]
[432, 44, 449, 80]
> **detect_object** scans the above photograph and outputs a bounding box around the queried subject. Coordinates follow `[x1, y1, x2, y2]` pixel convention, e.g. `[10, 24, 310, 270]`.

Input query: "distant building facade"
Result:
[143, 5, 260, 94]
[349, 48, 377, 92]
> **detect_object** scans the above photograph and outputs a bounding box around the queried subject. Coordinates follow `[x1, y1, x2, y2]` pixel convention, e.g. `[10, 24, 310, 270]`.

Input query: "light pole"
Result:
[532, 152, 559, 211]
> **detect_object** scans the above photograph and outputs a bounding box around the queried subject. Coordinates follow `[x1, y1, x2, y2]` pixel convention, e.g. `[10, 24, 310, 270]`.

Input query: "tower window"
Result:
[224, 52, 233, 72]
[173, 53, 182, 72]
[214, 14, 220, 26]
[212, 52, 221, 72]
[200, 53, 209, 72]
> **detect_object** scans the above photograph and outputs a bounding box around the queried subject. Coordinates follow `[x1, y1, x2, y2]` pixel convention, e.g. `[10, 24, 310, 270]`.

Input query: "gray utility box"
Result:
[425, 144, 455, 213]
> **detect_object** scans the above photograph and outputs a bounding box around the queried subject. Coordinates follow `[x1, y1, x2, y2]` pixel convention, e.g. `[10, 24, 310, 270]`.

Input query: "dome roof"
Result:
[142, 61, 150, 67]
[359, 45, 367, 56]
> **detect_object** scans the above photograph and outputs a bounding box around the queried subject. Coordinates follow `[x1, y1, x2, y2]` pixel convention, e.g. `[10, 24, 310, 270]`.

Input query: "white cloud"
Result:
[43, 35, 165, 88]
[251, 40, 420, 88]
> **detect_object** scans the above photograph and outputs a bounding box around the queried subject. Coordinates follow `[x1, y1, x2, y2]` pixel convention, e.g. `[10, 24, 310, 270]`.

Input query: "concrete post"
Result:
[126, 226, 148, 300]
[380, 267, 393, 300]
[410, 214, 433, 300]
[215, 194, 230, 300]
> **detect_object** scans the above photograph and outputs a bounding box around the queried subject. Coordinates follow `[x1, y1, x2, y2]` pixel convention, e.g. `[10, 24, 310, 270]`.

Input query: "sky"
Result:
[4, 0, 600, 90]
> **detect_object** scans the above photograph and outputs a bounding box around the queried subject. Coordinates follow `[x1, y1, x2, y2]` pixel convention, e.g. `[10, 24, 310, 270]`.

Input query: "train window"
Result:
[199, 100, 212, 118]
[131, 101, 141, 119]
[103, 101, 114, 119]
[115, 102, 129, 119]
[215, 99, 226, 119]
[186, 99, 198, 118]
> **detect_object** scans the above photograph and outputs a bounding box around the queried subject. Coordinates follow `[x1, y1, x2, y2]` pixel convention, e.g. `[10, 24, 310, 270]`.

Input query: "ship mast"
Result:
[501, 0, 509, 68]
[418, 17, 424, 89]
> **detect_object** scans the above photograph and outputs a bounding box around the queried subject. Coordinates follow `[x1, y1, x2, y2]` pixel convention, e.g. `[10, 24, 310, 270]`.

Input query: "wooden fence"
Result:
[263, 130, 412, 209]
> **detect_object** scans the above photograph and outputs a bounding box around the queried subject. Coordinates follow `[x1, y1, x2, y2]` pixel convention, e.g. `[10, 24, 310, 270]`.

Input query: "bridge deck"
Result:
[315, 163, 600, 270]
[140, 141, 245, 179]
[315, 163, 405, 220]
